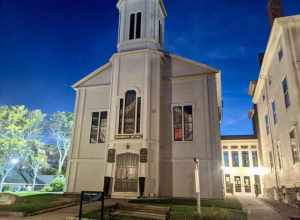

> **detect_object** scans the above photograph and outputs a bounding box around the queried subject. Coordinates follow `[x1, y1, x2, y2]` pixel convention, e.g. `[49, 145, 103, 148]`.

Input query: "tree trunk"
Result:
[57, 151, 68, 175]
[0, 170, 10, 192]
[32, 169, 38, 191]
[57, 162, 63, 175]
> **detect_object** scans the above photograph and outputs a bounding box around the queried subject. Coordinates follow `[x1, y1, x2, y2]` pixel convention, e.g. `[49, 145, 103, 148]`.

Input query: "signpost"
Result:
[79, 191, 104, 220]
[194, 158, 201, 215]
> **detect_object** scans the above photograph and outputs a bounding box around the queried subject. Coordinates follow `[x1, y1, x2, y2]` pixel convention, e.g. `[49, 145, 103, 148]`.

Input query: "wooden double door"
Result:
[114, 153, 139, 192]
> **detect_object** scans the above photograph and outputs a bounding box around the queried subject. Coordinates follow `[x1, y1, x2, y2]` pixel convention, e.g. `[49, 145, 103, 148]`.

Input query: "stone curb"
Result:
[0, 201, 79, 217]
[66, 217, 97, 220]
[26, 202, 79, 216]
[0, 211, 24, 217]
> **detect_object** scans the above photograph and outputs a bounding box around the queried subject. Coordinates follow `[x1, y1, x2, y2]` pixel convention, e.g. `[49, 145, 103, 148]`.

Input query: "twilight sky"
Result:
[0, 0, 300, 135]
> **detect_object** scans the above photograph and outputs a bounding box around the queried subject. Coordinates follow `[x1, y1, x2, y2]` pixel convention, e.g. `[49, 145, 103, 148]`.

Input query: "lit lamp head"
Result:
[10, 158, 19, 165]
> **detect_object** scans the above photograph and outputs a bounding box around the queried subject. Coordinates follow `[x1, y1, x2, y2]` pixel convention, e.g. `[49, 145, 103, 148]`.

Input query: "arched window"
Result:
[118, 90, 142, 134]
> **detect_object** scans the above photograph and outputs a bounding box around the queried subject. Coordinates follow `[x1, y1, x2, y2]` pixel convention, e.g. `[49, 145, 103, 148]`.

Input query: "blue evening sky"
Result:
[0, 0, 299, 135]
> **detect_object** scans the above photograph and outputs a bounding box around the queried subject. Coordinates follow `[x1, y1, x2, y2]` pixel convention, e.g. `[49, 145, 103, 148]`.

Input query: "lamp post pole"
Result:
[194, 158, 201, 215]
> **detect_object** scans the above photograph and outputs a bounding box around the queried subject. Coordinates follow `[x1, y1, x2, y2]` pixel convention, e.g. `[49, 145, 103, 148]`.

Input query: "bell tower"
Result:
[116, 0, 167, 52]
[268, 0, 284, 26]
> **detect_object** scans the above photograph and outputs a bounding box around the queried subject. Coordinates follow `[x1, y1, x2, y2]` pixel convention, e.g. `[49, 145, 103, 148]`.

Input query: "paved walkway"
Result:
[237, 196, 285, 220]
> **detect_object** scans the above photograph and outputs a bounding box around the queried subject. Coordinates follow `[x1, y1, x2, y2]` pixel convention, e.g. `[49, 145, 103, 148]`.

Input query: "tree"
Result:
[48, 112, 74, 175]
[0, 106, 29, 191]
[23, 110, 48, 191]
[27, 143, 48, 191]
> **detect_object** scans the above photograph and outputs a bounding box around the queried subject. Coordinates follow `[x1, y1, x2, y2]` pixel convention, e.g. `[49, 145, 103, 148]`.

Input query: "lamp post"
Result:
[193, 158, 201, 215]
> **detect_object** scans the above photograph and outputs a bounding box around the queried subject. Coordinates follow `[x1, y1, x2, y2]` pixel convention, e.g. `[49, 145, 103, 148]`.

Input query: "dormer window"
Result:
[129, 12, 142, 40]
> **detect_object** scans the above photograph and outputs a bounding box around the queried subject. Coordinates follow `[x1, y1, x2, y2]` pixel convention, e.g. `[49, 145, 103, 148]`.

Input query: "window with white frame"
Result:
[242, 151, 250, 167]
[231, 151, 239, 167]
[272, 101, 278, 125]
[129, 12, 142, 40]
[89, 111, 108, 144]
[290, 129, 300, 164]
[223, 151, 229, 167]
[173, 105, 193, 141]
[252, 151, 259, 167]
[118, 90, 142, 135]
[265, 114, 270, 135]
[276, 144, 282, 169]
[269, 151, 274, 170]
[282, 77, 291, 108]
[278, 47, 283, 62]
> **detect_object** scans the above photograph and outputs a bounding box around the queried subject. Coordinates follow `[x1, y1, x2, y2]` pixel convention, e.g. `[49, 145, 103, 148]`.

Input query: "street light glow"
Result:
[10, 158, 19, 165]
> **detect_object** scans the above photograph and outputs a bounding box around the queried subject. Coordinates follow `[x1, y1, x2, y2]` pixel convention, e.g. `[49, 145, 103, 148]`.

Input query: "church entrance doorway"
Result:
[114, 153, 139, 192]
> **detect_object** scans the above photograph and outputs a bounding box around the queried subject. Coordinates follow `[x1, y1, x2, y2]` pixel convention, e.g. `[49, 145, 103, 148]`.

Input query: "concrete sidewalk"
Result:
[237, 196, 285, 220]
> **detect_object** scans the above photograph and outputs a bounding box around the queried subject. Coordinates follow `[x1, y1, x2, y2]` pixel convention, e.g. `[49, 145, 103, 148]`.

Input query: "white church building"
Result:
[66, 0, 223, 199]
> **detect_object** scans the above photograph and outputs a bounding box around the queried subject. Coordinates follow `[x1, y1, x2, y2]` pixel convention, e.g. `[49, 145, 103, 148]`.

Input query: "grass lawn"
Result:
[83, 198, 247, 220]
[0, 193, 79, 215]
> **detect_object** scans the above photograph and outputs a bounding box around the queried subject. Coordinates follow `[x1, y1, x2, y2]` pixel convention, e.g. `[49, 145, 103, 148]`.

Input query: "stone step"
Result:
[110, 203, 171, 220]
[116, 204, 170, 214]
[111, 210, 167, 220]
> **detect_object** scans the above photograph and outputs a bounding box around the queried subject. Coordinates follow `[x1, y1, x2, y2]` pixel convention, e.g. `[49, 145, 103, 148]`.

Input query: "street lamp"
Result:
[193, 158, 201, 215]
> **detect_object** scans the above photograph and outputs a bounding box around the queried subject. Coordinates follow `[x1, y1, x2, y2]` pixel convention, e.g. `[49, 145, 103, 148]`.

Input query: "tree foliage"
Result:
[0, 106, 31, 191]
[0, 106, 74, 192]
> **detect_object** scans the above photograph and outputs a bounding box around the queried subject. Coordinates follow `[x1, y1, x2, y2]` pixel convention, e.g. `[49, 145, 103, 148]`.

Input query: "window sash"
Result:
[272, 102, 277, 124]
[265, 115, 270, 135]
[90, 111, 107, 144]
[124, 91, 137, 134]
[269, 151, 274, 169]
[173, 106, 183, 141]
[252, 151, 259, 167]
[129, 14, 135, 40]
[173, 105, 193, 142]
[231, 151, 239, 167]
[290, 130, 300, 164]
[223, 151, 229, 167]
[282, 78, 291, 108]
[118, 92, 141, 135]
[136, 12, 142, 39]
[98, 112, 107, 143]
[242, 151, 250, 167]
[277, 145, 282, 169]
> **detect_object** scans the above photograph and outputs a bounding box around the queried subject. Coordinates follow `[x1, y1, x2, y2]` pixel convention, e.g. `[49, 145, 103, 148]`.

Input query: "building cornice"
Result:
[253, 15, 300, 103]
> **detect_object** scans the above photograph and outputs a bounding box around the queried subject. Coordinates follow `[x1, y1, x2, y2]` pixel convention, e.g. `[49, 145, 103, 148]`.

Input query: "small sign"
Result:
[115, 134, 143, 140]
[79, 191, 104, 220]
[140, 148, 148, 163]
[107, 149, 115, 163]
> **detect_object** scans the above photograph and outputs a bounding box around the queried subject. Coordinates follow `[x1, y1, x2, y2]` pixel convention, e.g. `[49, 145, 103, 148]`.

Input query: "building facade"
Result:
[66, 0, 223, 199]
[221, 136, 263, 197]
[250, 15, 300, 203]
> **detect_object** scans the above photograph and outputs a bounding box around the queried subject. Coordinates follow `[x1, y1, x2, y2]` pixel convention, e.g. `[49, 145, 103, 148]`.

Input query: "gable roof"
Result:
[169, 53, 219, 75]
[72, 62, 112, 89]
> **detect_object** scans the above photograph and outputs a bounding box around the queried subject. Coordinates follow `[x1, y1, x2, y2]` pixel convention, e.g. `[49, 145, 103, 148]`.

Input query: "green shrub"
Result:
[41, 185, 53, 192]
[41, 176, 65, 192]
[2, 185, 12, 192]
[50, 176, 65, 192]
[40, 167, 57, 175]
